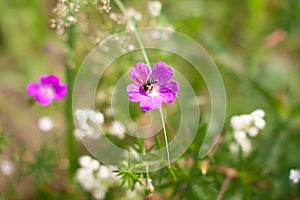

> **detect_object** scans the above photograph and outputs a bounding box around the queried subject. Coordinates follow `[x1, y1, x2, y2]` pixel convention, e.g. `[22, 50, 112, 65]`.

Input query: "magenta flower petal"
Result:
[54, 84, 67, 99]
[158, 81, 179, 103]
[40, 74, 60, 86]
[27, 83, 40, 96]
[130, 62, 150, 84]
[150, 62, 174, 83]
[140, 95, 162, 111]
[27, 74, 67, 106]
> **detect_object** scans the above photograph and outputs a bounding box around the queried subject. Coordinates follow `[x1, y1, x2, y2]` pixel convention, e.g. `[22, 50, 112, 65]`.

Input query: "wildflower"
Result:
[127, 62, 179, 111]
[73, 109, 104, 139]
[27, 74, 67, 106]
[148, 1, 162, 17]
[38, 116, 54, 132]
[0, 160, 14, 176]
[289, 169, 300, 184]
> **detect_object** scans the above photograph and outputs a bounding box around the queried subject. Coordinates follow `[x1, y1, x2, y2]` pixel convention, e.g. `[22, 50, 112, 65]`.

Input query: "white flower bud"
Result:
[145, 178, 155, 195]
[38, 116, 54, 132]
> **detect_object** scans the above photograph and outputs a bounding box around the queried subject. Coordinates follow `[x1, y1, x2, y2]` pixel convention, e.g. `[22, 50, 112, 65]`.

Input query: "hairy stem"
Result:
[159, 107, 171, 167]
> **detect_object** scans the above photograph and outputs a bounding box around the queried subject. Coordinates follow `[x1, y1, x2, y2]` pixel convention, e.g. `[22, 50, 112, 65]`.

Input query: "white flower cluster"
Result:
[289, 169, 300, 184]
[76, 155, 119, 200]
[74, 108, 127, 140]
[50, 0, 81, 35]
[229, 109, 266, 153]
[74, 109, 104, 139]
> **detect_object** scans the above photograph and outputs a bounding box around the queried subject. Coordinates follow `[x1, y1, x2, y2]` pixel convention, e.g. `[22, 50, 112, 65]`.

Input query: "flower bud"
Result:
[145, 178, 155, 195]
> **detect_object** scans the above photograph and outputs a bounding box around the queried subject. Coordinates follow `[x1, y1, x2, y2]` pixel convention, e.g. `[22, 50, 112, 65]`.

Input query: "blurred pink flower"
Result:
[27, 74, 67, 106]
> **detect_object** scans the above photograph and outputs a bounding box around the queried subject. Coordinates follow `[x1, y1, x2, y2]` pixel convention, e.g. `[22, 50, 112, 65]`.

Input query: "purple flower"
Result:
[126, 62, 179, 111]
[27, 74, 67, 106]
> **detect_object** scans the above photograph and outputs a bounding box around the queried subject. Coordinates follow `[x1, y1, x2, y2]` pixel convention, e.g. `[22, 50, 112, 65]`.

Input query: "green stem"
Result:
[159, 107, 171, 167]
[65, 25, 77, 175]
[113, 0, 151, 67]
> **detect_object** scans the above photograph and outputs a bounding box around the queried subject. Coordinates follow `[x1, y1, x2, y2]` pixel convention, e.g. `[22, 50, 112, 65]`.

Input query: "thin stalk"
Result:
[113, 0, 150, 67]
[159, 107, 171, 167]
[65, 25, 76, 175]
[217, 175, 232, 200]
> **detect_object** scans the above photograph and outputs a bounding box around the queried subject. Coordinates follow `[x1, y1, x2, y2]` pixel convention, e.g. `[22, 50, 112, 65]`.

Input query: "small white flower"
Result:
[75, 167, 95, 190]
[74, 109, 89, 130]
[148, 1, 162, 17]
[128, 44, 135, 51]
[239, 138, 252, 154]
[254, 118, 266, 129]
[74, 109, 104, 139]
[79, 155, 100, 170]
[233, 131, 252, 153]
[38, 116, 54, 132]
[240, 115, 253, 127]
[97, 165, 113, 179]
[92, 187, 108, 200]
[248, 127, 259, 137]
[0, 160, 14, 176]
[290, 169, 300, 184]
[68, 16, 76, 22]
[230, 116, 244, 130]
[96, 112, 104, 124]
[251, 109, 265, 119]
[233, 130, 247, 143]
[109, 121, 126, 139]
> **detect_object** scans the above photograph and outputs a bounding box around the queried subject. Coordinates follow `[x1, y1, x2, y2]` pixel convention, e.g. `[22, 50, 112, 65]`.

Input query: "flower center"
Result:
[42, 85, 55, 98]
[143, 78, 158, 92]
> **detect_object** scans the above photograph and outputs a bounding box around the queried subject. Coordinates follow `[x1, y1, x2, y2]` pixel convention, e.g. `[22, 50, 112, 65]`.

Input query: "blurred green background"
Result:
[0, 0, 300, 199]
